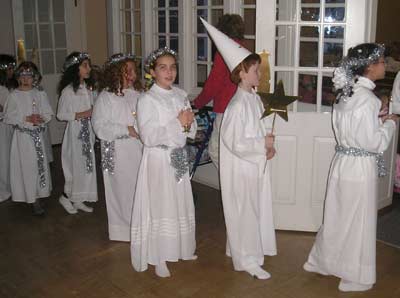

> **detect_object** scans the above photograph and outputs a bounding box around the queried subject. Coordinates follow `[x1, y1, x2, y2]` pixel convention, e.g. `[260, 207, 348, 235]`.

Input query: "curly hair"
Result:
[217, 14, 245, 40]
[0, 54, 18, 89]
[57, 51, 94, 96]
[124, 58, 143, 92]
[15, 61, 42, 89]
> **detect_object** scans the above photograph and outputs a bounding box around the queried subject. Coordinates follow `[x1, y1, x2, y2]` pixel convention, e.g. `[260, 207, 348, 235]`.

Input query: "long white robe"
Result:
[92, 89, 143, 241]
[0, 86, 13, 202]
[306, 77, 396, 285]
[130, 83, 197, 271]
[4, 89, 53, 203]
[220, 87, 277, 271]
[57, 84, 97, 203]
[391, 71, 400, 114]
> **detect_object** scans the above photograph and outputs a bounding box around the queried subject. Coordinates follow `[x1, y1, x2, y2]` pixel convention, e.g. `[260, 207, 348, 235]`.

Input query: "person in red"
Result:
[193, 14, 245, 168]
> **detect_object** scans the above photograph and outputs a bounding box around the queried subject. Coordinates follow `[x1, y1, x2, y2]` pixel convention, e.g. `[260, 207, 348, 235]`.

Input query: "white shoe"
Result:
[244, 266, 271, 280]
[303, 262, 329, 276]
[73, 202, 93, 213]
[338, 279, 373, 292]
[59, 195, 77, 214]
[155, 262, 171, 278]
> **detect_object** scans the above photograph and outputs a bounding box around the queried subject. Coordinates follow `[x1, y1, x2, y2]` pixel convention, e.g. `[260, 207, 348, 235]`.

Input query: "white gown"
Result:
[92, 89, 143, 241]
[57, 84, 97, 203]
[306, 77, 396, 285]
[4, 89, 54, 203]
[130, 83, 197, 271]
[219, 87, 277, 271]
[391, 71, 400, 114]
[0, 86, 13, 202]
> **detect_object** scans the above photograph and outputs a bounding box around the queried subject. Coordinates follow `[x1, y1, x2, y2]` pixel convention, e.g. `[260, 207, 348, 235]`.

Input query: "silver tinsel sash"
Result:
[157, 145, 189, 182]
[335, 145, 387, 177]
[15, 125, 46, 188]
[101, 135, 130, 174]
[78, 118, 94, 173]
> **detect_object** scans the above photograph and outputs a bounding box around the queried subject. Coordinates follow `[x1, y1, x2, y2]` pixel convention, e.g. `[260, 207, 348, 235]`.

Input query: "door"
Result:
[12, 0, 87, 144]
[256, 0, 398, 231]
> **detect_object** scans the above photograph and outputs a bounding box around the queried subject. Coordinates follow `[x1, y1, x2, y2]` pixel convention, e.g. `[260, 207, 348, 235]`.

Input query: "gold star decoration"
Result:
[258, 80, 300, 121]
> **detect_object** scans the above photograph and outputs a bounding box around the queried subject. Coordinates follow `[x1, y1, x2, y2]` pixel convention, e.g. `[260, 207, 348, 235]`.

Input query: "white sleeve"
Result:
[57, 88, 76, 121]
[39, 91, 54, 124]
[392, 71, 400, 114]
[4, 94, 25, 126]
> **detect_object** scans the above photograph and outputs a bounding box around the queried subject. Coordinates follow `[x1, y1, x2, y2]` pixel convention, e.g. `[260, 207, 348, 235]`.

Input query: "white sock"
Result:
[155, 262, 171, 278]
[183, 255, 198, 261]
[303, 262, 329, 276]
[244, 266, 271, 280]
[338, 279, 372, 292]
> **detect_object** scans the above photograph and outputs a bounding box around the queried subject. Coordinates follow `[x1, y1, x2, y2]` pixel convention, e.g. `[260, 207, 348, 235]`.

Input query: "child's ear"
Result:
[239, 69, 246, 81]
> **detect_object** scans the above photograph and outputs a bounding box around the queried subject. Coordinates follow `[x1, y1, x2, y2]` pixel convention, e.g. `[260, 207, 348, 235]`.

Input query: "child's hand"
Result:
[128, 126, 139, 138]
[26, 114, 44, 126]
[177, 109, 194, 127]
[266, 147, 276, 160]
[76, 108, 93, 120]
[265, 133, 275, 149]
[382, 114, 398, 123]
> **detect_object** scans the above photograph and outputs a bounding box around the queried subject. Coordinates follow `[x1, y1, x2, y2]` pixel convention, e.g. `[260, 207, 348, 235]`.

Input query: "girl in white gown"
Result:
[57, 52, 98, 214]
[4, 61, 53, 215]
[304, 43, 398, 292]
[92, 54, 143, 241]
[130, 47, 197, 278]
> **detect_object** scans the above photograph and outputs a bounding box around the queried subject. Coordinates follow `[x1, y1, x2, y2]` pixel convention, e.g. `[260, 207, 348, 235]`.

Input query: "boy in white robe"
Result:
[92, 54, 143, 241]
[4, 61, 53, 215]
[304, 43, 397, 292]
[57, 52, 98, 214]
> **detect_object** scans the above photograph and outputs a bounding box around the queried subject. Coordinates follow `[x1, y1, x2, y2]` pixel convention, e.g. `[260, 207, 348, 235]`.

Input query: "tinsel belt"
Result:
[15, 125, 47, 188]
[78, 118, 94, 173]
[157, 145, 189, 182]
[101, 135, 130, 175]
[335, 145, 387, 177]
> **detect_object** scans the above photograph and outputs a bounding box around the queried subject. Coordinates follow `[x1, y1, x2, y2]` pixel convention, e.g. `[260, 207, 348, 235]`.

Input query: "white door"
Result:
[12, 0, 87, 144]
[256, 0, 398, 231]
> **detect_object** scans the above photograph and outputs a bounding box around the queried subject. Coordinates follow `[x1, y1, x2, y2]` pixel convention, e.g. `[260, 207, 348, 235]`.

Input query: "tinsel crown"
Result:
[63, 52, 90, 72]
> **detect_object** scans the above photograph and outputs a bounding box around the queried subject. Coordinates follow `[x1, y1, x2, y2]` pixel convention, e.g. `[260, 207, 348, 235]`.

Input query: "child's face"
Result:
[124, 61, 137, 88]
[367, 57, 386, 81]
[18, 74, 34, 91]
[240, 62, 261, 88]
[150, 55, 177, 89]
[79, 59, 91, 81]
[7, 67, 14, 79]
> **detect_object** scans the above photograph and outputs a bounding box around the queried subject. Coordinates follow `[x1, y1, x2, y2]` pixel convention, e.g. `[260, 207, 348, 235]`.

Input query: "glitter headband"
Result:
[15, 67, 41, 88]
[0, 61, 16, 71]
[63, 52, 90, 71]
[332, 44, 385, 102]
[144, 47, 178, 72]
[105, 53, 135, 67]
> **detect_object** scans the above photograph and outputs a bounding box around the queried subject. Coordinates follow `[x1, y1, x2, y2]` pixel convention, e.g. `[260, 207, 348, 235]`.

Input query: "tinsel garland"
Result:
[78, 118, 94, 173]
[15, 125, 46, 188]
[63, 52, 90, 72]
[157, 145, 189, 182]
[335, 145, 387, 177]
[101, 135, 130, 175]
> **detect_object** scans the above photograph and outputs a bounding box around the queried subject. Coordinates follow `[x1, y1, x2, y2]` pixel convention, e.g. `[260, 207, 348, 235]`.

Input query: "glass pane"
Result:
[38, 0, 50, 22]
[53, 0, 65, 22]
[276, 0, 296, 22]
[134, 0, 140, 9]
[159, 36, 166, 48]
[23, 0, 36, 22]
[54, 24, 66, 48]
[197, 0, 208, 5]
[197, 10, 208, 33]
[326, 0, 345, 2]
[243, 39, 255, 53]
[211, 9, 223, 26]
[301, 0, 320, 21]
[170, 10, 178, 33]
[300, 26, 319, 67]
[39, 24, 53, 49]
[197, 64, 208, 87]
[158, 0, 166, 7]
[197, 37, 208, 61]
[124, 11, 132, 32]
[134, 35, 141, 56]
[274, 71, 295, 111]
[56, 49, 67, 73]
[324, 7, 345, 22]
[40, 50, 55, 74]
[324, 25, 344, 39]
[24, 24, 38, 49]
[212, 0, 224, 4]
[169, 0, 178, 7]
[243, 9, 256, 36]
[170, 36, 178, 52]
[298, 73, 317, 111]
[123, 34, 132, 53]
[134, 11, 141, 31]
[243, 0, 256, 4]
[275, 25, 295, 67]
[322, 73, 335, 109]
[323, 43, 343, 67]
[158, 10, 166, 33]
[124, 0, 131, 9]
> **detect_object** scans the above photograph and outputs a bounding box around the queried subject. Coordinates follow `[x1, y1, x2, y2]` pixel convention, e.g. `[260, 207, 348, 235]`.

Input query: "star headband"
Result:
[105, 53, 135, 67]
[0, 61, 16, 71]
[144, 47, 177, 72]
[63, 52, 90, 71]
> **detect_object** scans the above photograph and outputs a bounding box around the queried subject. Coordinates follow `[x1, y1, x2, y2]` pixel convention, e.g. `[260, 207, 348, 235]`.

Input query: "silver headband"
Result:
[144, 47, 177, 72]
[63, 52, 90, 71]
[105, 53, 135, 67]
[0, 61, 16, 71]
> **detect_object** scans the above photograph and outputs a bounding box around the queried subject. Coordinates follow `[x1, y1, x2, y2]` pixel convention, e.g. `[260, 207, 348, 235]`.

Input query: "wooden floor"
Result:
[1, 146, 400, 298]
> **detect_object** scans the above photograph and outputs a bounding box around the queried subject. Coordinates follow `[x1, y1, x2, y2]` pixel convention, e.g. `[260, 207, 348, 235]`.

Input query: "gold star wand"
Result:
[258, 80, 299, 172]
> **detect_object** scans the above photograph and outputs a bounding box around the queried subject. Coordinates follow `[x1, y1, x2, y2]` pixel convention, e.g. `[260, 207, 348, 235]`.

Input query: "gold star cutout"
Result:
[258, 80, 300, 121]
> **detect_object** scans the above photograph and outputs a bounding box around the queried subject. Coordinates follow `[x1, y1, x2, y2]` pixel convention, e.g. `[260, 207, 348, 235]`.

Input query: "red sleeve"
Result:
[193, 52, 227, 109]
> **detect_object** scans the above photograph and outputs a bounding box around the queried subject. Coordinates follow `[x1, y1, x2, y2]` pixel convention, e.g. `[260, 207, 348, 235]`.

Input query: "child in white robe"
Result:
[304, 43, 397, 292]
[57, 52, 98, 214]
[130, 47, 197, 278]
[92, 54, 143, 241]
[4, 61, 53, 215]
[0, 54, 17, 202]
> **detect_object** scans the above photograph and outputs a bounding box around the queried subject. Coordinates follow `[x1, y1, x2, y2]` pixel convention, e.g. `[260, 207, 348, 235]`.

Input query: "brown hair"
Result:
[124, 58, 143, 91]
[150, 53, 177, 70]
[230, 53, 261, 84]
[217, 14, 245, 40]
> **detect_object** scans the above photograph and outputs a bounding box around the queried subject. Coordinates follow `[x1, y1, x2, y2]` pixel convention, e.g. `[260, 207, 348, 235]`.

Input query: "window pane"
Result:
[197, 37, 208, 61]
[56, 49, 67, 73]
[158, 0, 166, 7]
[301, 0, 320, 21]
[211, 9, 223, 26]
[24, 24, 38, 49]
[274, 71, 295, 111]
[39, 24, 53, 49]
[123, 34, 132, 53]
[123, 0, 131, 9]
[38, 0, 50, 23]
[134, 35, 141, 56]
[276, 0, 296, 22]
[324, 7, 345, 22]
[159, 36, 166, 48]
[158, 10, 166, 33]
[323, 43, 342, 67]
[300, 26, 319, 67]
[212, 0, 224, 5]
[243, 9, 256, 36]
[275, 25, 295, 67]
[134, 11, 141, 31]
[197, 10, 208, 33]
[40, 50, 55, 74]
[54, 24, 66, 48]
[170, 36, 178, 52]
[169, 0, 178, 7]
[243, 0, 256, 4]
[298, 72, 317, 112]
[197, 64, 208, 87]
[123, 11, 131, 32]
[134, 0, 140, 9]
[322, 73, 335, 109]
[170, 10, 178, 33]
[243, 39, 255, 53]
[324, 25, 344, 39]
[23, 0, 36, 22]
[53, 0, 65, 22]
[197, 0, 208, 5]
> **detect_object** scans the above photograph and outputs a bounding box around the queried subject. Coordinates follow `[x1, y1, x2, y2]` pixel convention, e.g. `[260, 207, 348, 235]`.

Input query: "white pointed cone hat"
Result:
[200, 17, 251, 72]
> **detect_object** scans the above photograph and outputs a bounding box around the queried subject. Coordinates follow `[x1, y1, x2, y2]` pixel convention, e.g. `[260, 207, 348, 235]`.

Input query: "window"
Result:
[154, 0, 179, 51]
[241, 0, 256, 52]
[120, 0, 142, 60]
[21, 0, 67, 74]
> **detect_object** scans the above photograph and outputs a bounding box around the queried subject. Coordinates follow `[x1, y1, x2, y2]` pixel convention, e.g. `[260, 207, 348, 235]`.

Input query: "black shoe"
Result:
[32, 200, 45, 216]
